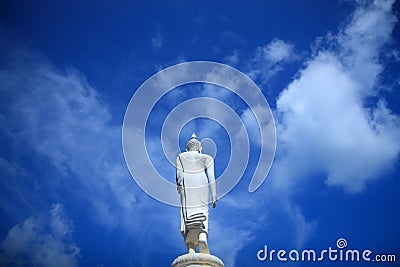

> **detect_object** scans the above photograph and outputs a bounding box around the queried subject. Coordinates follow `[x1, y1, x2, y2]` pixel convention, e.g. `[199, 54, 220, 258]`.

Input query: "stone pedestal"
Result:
[171, 253, 224, 267]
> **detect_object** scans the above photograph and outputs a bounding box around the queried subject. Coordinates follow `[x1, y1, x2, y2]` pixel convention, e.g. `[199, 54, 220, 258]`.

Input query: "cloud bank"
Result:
[272, 0, 400, 193]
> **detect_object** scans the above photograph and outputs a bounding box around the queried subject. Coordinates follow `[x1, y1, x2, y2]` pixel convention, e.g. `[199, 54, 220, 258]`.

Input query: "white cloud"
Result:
[273, 0, 400, 193]
[247, 38, 295, 83]
[260, 39, 294, 64]
[0, 204, 80, 267]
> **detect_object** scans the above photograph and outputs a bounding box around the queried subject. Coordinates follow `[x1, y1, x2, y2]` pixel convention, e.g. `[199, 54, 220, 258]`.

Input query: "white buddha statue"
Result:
[176, 133, 217, 254]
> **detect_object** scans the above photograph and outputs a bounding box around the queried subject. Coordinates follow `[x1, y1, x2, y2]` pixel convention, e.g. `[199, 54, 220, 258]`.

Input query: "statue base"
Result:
[171, 253, 224, 267]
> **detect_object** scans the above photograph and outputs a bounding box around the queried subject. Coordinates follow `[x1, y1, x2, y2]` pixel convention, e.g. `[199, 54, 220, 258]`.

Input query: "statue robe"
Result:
[176, 151, 215, 235]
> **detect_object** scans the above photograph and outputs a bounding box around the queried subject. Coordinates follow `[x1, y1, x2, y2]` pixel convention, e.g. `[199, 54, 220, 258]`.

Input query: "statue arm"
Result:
[205, 156, 217, 207]
[176, 156, 184, 193]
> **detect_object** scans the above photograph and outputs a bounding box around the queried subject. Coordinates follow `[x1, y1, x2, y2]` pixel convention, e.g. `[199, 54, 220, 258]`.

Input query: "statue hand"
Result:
[177, 185, 182, 194]
[212, 199, 217, 208]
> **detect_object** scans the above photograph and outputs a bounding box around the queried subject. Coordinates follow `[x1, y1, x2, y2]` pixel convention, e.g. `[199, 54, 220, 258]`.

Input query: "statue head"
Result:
[186, 133, 202, 153]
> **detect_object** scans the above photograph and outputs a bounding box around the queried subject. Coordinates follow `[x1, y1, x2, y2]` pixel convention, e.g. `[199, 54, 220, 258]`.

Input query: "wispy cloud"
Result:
[210, 192, 259, 267]
[223, 50, 239, 66]
[0, 46, 177, 233]
[247, 38, 296, 83]
[283, 201, 317, 248]
[0, 204, 80, 267]
[211, 222, 253, 267]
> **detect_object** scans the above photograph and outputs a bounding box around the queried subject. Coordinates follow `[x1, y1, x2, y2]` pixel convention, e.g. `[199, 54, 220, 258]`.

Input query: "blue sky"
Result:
[0, 0, 400, 266]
